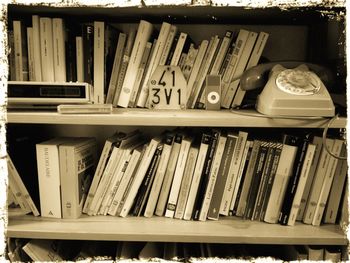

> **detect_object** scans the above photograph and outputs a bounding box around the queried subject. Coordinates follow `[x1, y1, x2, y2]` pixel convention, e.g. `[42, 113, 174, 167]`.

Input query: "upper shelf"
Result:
[6, 109, 347, 128]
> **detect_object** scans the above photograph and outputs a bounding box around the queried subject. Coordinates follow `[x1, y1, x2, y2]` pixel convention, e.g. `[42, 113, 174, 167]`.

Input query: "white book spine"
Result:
[303, 138, 334, 224]
[199, 135, 227, 221]
[27, 27, 35, 81]
[231, 31, 269, 107]
[220, 29, 250, 106]
[165, 138, 192, 218]
[13, 20, 24, 81]
[220, 131, 247, 215]
[263, 144, 298, 224]
[39, 17, 55, 82]
[136, 22, 171, 108]
[210, 31, 233, 75]
[32, 15, 42, 81]
[93, 21, 105, 104]
[76, 36, 84, 82]
[312, 139, 343, 226]
[159, 25, 177, 66]
[222, 31, 258, 108]
[52, 18, 66, 82]
[119, 138, 160, 217]
[287, 144, 316, 226]
[170, 32, 187, 66]
[118, 20, 153, 108]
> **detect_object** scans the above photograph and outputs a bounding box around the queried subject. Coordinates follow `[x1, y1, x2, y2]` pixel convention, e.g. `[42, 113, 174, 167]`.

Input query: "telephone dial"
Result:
[239, 62, 335, 117]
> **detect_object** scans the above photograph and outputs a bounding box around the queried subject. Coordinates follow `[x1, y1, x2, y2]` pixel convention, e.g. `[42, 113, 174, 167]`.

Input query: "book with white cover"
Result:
[170, 32, 188, 66]
[93, 21, 105, 104]
[59, 138, 97, 219]
[32, 15, 42, 81]
[312, 138, 344, 226]
[119, 136, 162, 217]
[303, 138, 334, 224]
[159, 25, 177, 66]
[75, 36, 84, 82]
[26, 27, 34, 81]
[22, 240, 64, 261]
[220, 29, 250, 107]
[144, 133, 174, 217]
[199, 134, 227, 221]
[13, 20, 28, 81]
[232, 31, 269, 107]
[183, 133, 211, 220]
[263, 142, 298, 224]
[36, 137, 70, 218]
[135, 22, 172, 107]
[52, 18, 67, 82]
[8, 155, 40, 216]
[286, 143, 316, 226]
[117, 20, 153, 107]
[39, 17, 55, 82]
[210, 30, 233, 75]
[222, 31, 258, 108]
[165, 136, 192, 218]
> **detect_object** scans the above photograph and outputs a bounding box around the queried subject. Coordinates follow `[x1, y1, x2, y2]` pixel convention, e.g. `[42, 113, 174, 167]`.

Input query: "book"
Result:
[7, 154, 40, 216]
[26, 27, 34, 81]
[174, 144, 199, 219]
[81, 23, 94, 85]
[312, 138, 344, 226]
[221, 31, 258, 108]
[158, 25, 177, 66]
[324, 141, 347, 223]
[155, 133, 182, 216]
[119, 135, 161, 217]
[199, 132, 227, 221]
[285, 143, 316, 226]
[279, 133, 312, 225]
[31, 15, 42, 81]
[39, 17, 54, 82]
[36, 137, 72, 218]
[303, 137, 335, 224]
[117, 20, 153, 108]
[13, 20, 28, 81]
[135, 22, 172, 108]
[75, 36, 84, 82]
[170, 32, 189, 66]
[165, 136, 192, 218]
[64, 23, 78, 82]
[263, 138, 299, 224]
[59, 137, 97, 219]
[181, 43, 198, 81]
[144, 133, 174, 218]
[209, 30, 234, 75]
[231, 31, 269, 107]
[106, 32, 127, 104]
[183, 132, 211, 220]
[52, 18, 67, 82]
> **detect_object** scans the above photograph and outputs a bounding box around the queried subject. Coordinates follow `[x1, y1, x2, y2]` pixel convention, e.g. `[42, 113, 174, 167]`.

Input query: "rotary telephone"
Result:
[239, 62, 335, 117]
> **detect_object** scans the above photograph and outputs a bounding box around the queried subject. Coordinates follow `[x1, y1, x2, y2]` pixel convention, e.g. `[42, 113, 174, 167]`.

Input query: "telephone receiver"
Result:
[239, 62, 335, 117]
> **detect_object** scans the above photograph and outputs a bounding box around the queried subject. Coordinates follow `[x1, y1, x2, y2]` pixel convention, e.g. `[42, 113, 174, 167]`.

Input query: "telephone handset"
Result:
[239, 62, 335, 117]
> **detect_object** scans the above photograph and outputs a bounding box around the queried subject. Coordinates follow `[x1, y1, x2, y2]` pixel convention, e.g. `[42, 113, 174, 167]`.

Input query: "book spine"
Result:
[32, 15, 42, 81]
[75, 36, 84, 82]
[39, 17, 55, 82]
[159, 25, 177, 66]
[93, 21, 105, 104]
[52, 18, 67, 82]
[8, 30, 15, 81]
[13, 20, 28, 81]
[199, 134, 227, 221]
[26, 27, 35, 81]
[170, 32, 188, 66]
[209, 30, 233, 75]
[118, 20, 153, 108]
[222, 31, 257, 108]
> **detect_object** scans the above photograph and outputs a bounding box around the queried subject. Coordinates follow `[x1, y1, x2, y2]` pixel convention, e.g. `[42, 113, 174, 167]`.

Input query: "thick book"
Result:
[31, 15, 42, 81]
[119, 135, 162, 217]
[117, 20, 153, 108]
[183, 132, 211, 220]
[222, 31, 258, 108]
[144, 133, 174, 218]
[59, 137, 97, 219]
[207, 132, 237, 220]
[199, 132, 227, 221]
[263, 139, 298, 224]
[279, 133, 312, 225]
[165, 136, 192, 218]
[39, 17, 54, 82]
[52, 18, 67, 82]
[13, 20, 28, 81]
[155, 133, 182, 216]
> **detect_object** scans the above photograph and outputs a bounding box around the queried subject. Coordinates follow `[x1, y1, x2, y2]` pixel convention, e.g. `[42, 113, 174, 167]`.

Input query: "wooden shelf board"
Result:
[7, 214, 347, 245]
[6, 109, 346, 128]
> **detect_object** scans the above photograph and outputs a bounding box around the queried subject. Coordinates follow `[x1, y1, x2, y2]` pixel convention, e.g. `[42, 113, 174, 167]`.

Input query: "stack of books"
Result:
[9, 16, 269, 108]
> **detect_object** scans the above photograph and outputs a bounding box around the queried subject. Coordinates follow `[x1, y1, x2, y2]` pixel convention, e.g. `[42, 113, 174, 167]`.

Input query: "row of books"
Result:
[9, 15, 269, 108]
[7, 238, 346, 262]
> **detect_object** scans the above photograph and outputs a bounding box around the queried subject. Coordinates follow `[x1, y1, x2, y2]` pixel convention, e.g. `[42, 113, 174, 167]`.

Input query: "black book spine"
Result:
[82, 24, 94, 84]
[279, 133, 311, 225]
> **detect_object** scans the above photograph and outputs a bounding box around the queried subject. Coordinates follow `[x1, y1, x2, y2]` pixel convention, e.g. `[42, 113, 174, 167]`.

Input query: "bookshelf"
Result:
[5, 2, 348, 261]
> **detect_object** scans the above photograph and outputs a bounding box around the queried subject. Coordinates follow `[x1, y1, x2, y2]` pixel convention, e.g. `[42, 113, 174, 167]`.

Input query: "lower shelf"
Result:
[7, 213, 347, 245]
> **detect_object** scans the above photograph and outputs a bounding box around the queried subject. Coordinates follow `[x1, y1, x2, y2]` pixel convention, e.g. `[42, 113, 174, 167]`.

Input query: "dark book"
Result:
[243, 141, 269, 220]
[165, 35, 179, 65]
[279, 133, 312, 225]
[81, 23, 94, 84]
[192, 129, 220, 220]
[65, 22, 79, 82]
